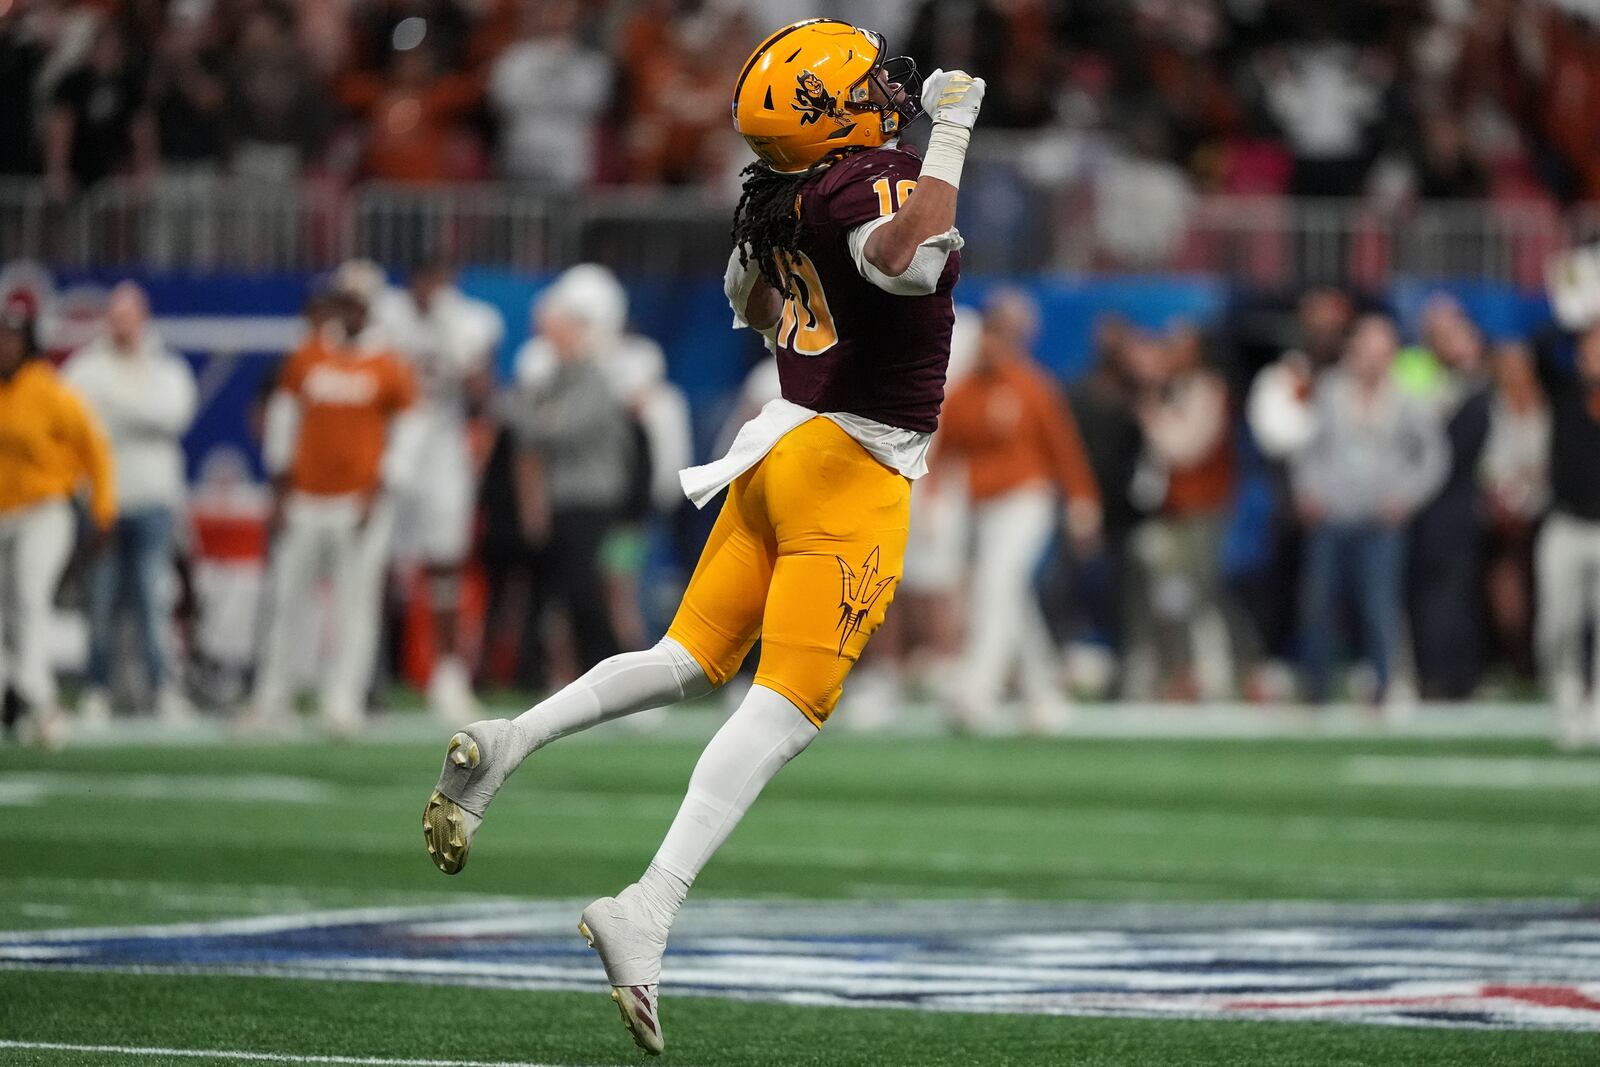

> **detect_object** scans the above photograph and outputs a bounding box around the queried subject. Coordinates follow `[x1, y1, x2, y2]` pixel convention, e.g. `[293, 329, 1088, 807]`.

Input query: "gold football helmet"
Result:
[731, 19, 922, 174]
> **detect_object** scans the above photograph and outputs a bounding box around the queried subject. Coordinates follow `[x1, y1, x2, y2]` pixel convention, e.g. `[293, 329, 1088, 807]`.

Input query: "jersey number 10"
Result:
[872, 178, 917, 216]
[777, 178, 917, 357]
[777, 251, 838, 356]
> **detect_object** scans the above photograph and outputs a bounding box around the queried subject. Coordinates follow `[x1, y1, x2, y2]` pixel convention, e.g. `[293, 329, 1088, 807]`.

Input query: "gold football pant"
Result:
[667, 417, 911, 725]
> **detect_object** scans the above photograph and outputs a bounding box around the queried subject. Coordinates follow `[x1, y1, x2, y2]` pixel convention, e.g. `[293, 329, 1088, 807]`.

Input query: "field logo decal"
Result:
[3, 899, 1599, 1032]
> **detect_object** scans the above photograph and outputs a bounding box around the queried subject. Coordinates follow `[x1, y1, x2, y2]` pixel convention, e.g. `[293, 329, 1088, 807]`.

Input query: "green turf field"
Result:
[3, 720, 1599, 1065]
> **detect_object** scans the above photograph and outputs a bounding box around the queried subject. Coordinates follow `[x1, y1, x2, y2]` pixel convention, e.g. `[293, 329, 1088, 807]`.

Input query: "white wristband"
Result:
[919, 122, 972, 190]
[848, 216, 964, 296]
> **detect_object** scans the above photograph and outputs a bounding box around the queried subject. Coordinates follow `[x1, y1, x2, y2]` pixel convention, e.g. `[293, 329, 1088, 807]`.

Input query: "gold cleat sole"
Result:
[579, 920, 663, 1055]
[421, 733, 479, 875]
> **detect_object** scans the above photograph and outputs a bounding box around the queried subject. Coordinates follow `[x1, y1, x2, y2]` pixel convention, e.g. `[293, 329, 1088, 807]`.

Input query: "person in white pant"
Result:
[1533, 322, 1600, 747]
[364, 261, 505, 724]
[846, 306, 983, 725]
[934, 290, 1102, 732]
[0, 298, 116, 744]
[514, 264, 695, 652]
[63, 281, 199, 727]
[250, 289, 422, 735]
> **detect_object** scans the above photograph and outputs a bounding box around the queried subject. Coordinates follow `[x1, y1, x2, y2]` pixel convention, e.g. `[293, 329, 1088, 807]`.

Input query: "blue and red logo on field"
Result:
[2, 899, 1598, 1031]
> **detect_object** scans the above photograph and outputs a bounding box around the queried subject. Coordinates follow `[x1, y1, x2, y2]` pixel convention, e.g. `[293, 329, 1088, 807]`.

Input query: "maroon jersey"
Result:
[774, 146, 960, 433]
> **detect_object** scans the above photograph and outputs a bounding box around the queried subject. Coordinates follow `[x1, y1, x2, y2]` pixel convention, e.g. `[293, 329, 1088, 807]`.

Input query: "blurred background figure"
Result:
[339, 25, 480, 184]
[147, 6, 227, 262]
[0, 0, 49, 180]
[1250, 290, 1357, 462]
[1291, 315, 1447, 707]
[475, 408, 544, 693]
[1480, 341, 1549, 681]
[1245, 288, 1356, 680]
[522, 265, 693, 651]
[45, 20, 153, 201]
[0, 295, 114, 745]
[1063, 316, 1150, 695]
[1534, 320, 1600, 748]
[586, 274, 693, 649]
[488, 0, 609, 189]
[1254, 22, 1388, 202]
[504, 267, 636, 686]
[887, 306, 983, 709]
[64, 280, 197, 727]
[373, 261, 504, 724]
[613, 2, 748, 189]
[937, 288, 1100, 733]
[1401, 296, 1493, 701]
[250, 285, 419, 736]
[1129, 323, 1245, 701]
[225, 3, 329, 182]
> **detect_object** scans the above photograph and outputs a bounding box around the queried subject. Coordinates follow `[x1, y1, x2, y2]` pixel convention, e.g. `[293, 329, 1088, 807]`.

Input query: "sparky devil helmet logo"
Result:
[793, 70, 843, 126]
[835, 547, 896, 656]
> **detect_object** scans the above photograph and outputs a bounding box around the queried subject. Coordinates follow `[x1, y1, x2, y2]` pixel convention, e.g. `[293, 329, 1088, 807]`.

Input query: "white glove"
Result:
[921, 68, 986, 130]
[724, 244, 761, 328]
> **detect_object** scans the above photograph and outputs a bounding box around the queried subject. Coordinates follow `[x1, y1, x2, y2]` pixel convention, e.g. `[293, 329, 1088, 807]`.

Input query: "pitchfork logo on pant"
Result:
[835, 546, 894, 656]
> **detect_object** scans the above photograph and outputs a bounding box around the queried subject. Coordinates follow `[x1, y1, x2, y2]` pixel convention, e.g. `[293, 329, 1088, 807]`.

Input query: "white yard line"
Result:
[0, 902, 525, 944]
[0, 772, 336, 806]
[0, 875, 521, 906]
[0, 1041, 567, 1067]
[1341, 755, 1600, 790]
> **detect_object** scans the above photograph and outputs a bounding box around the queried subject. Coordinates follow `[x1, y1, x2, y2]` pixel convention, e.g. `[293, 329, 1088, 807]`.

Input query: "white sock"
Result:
[511, 637, 712, 761]
[633, 685, 817, 931]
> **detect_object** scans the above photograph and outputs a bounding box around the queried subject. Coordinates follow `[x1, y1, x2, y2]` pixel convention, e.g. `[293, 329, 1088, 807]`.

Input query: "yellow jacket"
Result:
[0, 361, 116, 527]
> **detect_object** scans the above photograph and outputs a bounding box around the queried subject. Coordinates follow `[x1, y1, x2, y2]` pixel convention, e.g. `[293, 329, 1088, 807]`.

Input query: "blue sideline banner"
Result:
[1, 260, 1557, 508]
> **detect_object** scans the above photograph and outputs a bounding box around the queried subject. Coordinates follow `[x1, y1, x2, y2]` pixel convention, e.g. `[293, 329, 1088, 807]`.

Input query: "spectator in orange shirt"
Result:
[248, 280, 421, 735]
[342, 40, 481, 183]
[618, 6, 749, 187]
[936, 289, 1101, 733]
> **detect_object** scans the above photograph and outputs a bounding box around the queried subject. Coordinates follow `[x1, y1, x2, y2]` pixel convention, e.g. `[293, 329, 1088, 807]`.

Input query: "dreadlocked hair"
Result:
[730, 156, 840, 298]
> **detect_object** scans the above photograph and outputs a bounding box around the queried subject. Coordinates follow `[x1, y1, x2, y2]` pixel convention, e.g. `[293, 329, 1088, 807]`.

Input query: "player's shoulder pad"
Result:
[811, 145, 922, 200]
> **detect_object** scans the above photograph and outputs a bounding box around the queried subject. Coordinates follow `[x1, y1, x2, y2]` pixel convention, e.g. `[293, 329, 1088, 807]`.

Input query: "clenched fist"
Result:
[921, 68, 986, 130]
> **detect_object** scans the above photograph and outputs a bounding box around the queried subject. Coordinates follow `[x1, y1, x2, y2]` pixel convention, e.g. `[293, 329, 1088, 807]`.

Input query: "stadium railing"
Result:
[0, 157, 1587, 287]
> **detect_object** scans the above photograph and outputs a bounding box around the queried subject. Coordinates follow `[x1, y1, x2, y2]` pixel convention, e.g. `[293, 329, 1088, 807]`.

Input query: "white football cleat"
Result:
[422, 718, 526, 875]
[578, 887, 669, 1055]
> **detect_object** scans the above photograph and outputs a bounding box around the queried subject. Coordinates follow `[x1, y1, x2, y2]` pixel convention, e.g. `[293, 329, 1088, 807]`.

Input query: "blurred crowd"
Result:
[854, 280, 1600, 744]
[1, 0, 1598, 206]
[3, 256, 1600, 746]
[0, 258, 698, 743]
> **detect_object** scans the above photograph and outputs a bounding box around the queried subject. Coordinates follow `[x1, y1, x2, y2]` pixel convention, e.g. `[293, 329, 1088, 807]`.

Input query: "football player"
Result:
[373, 261, 505, 724]
[422, 19, 983, 1054]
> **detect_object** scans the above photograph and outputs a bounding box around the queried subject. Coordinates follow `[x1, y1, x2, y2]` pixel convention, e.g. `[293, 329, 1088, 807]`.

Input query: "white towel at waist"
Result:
[679, 398, 933, 509]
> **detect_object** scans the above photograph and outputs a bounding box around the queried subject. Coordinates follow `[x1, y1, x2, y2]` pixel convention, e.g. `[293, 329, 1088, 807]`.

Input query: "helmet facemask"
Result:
[845, 32, 922, 136]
